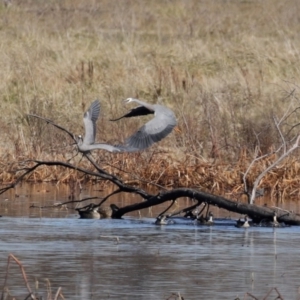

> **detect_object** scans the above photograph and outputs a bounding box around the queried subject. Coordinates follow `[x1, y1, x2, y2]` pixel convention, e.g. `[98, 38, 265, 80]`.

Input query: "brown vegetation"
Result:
[1, 0, 300, 202]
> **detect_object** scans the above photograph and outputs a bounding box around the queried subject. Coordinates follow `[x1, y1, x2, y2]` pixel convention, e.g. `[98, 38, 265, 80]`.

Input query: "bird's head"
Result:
[76, 135, 83, 145]
[123, 97, 134, 105]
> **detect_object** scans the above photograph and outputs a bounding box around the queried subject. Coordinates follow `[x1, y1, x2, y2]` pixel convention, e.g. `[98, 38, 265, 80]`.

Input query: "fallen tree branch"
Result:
[111, 188, 300, 225]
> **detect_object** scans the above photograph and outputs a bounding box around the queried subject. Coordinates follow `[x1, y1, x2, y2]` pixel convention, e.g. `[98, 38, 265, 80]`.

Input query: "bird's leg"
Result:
[77, 154, 84, 165]
[71, 153, 84, 194]
[67, 147, 79, 162]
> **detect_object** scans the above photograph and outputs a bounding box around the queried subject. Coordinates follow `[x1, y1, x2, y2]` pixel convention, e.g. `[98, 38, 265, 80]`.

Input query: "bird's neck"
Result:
[77, 136, 83, 145]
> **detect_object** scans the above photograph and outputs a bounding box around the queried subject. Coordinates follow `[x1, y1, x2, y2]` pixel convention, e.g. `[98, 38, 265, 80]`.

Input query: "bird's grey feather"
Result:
[78, 100, 121, 153]
[82, 100, 100, 146]
[113, 99, 177, 151]
[85, 143, 121, 152]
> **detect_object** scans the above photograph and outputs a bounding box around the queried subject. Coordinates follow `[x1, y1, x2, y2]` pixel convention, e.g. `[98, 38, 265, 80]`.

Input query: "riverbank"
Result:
[0, 0, 300, 202]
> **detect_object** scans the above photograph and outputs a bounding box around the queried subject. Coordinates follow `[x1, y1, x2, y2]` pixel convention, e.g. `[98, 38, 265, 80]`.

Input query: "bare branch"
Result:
[97, 189, 122, 207]
[27, 114, 77, 144]
[250, 134, 300, 204]
[168, 201, 201, 218]
[0, 159, 153, 202]
[242, 146, 273, 197]
[84, 155, 153, 199]
[30, 197, 100, 209]
[1, 254, 33, 300]
[103, 160, 167, 190]
[273, 115, 286, 153]
[158, 199, 176, 217]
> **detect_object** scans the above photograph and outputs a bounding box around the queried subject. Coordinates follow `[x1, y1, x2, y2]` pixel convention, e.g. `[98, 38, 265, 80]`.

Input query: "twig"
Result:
[0, 159, 153, 201]
[168, 201, 201, 218]
[30, 197, 100, 209]
[262, 287, 284, 300]
[242, 146, 272, 197]
[53, 287, 63, 300]
[1, 254, 34, 300]
[27, 114, 77, 144]
[103, 160, 167, 190]
[158, 199, 176, 217]
[249, 134, 300, 204]
[244, 292, 259, 300]
[97, 189, 122, 207]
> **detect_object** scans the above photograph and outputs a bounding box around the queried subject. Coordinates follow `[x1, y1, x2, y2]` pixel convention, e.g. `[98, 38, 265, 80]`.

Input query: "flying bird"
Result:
[111, 98, 177, 151]
[76, 100, 121, 153]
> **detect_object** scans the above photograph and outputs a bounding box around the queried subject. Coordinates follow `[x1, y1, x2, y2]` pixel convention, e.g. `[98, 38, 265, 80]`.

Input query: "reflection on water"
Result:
[0, 218, 300, 299]
[0, 183, 300, 299]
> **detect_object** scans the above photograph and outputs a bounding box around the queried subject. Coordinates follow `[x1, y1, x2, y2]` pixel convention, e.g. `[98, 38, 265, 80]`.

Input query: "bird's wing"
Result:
[87, 143, 122, 152]
[110, 106, 153, 121]
[121, 107, 177, 151]
[83, 100, 101, 146]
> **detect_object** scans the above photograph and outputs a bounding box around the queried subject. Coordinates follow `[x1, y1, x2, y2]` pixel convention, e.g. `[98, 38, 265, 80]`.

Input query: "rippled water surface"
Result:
[0, 183, 300, 299]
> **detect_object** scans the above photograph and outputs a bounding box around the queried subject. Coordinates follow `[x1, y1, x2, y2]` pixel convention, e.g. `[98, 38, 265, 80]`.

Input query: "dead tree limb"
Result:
[249, 134, 300, 204]
[27, 114, 77, 143]
[111, 188, 300, 225]
[242, 92, 300, 204]
[0, 159, 152, 200]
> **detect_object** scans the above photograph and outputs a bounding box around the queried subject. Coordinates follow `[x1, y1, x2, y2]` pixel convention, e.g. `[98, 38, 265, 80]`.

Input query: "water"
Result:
[0, 183, 300, 299]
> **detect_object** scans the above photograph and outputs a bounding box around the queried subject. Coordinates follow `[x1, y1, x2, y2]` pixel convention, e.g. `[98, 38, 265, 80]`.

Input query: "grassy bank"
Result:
[0, 0, 300, 201]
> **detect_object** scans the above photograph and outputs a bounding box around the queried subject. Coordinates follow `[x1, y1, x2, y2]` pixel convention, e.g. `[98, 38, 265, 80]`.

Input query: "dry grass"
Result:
[2, 253, 64, 299]
[1, 0, 300, 201]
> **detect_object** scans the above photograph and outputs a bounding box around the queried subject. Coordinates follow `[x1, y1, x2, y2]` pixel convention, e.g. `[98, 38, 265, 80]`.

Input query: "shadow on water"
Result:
[0, 183, 300, 299]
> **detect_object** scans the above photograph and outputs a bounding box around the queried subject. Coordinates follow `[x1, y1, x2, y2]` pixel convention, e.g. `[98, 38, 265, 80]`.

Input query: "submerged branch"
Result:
[111, 188, 300, 225]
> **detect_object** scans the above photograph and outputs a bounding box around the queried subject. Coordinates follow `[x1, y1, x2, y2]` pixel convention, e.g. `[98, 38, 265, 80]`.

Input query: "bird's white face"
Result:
[123, 97, 133, 104]
[77, 135, 83, 145]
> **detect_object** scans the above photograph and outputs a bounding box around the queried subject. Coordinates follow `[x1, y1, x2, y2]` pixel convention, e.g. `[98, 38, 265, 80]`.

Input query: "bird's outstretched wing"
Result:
[87, 143, 122, 152]
[110, 106, 153, 121]
[124, 118, 176, 151]
[121, 108, 177, 151]
[111, 98, 177, 151]
[83, 100, 100, 146]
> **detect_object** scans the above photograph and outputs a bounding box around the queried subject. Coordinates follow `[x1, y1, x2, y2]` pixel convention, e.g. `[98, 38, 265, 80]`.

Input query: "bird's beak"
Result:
[122, 98, 129, 105]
